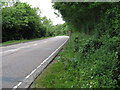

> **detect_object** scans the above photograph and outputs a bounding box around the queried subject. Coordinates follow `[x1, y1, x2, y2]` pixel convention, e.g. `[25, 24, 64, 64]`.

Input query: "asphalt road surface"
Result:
[1, 36, 69, 88]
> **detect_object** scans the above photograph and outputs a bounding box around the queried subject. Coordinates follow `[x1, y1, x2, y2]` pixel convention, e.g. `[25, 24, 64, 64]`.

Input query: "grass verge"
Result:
[30, 60, 65, 88]
[0, 37, 52, 46]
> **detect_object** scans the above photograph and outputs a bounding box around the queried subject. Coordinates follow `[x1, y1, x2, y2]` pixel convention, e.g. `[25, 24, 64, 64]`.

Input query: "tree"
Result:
[2, 2, 46, 42]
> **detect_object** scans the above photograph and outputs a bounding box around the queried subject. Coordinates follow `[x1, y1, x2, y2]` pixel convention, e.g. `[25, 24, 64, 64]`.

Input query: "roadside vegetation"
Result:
[1, 1, 68, 45]
[1, 0, 120, 88]
[31, 2, 120, 88]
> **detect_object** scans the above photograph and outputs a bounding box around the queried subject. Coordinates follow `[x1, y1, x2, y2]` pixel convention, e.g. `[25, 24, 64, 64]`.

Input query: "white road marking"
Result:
[12, 37, 69, 89]
[13, 82, 22, 89]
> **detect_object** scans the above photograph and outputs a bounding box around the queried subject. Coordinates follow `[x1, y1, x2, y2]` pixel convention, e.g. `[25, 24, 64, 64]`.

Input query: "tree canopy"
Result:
[53, 2, 120, 35]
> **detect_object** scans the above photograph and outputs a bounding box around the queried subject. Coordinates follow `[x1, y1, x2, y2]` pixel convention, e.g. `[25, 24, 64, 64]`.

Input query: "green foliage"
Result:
[32, 32, 119, 88]
[2, 2, 47, 42]
[53, 2, 119, 34]
[53, 23, 68, 36]
[50, 2, 120, 88]
[2, 1, 68, 42]
[41, 16, 68, 36]
[41, 16, 53, 36]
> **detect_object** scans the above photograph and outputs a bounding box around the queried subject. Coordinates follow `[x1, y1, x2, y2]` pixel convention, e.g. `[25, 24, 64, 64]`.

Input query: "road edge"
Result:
[12, 37, 69, 89]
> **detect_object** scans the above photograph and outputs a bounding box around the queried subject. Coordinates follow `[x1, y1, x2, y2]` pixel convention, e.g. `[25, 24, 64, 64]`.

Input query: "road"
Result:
[1, 36, 69, 88]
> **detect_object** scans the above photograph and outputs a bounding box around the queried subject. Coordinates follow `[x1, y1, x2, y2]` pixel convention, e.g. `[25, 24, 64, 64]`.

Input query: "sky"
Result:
[20, 0, 65, 25]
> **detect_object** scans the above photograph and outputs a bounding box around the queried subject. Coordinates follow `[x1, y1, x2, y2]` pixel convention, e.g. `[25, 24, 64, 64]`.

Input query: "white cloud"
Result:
[20, 0, 65, 25]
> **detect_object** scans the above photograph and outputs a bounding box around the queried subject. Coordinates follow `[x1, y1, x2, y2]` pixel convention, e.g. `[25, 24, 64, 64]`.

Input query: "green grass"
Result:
[0, 37, 52, 46]
[30, 61, 66, 88]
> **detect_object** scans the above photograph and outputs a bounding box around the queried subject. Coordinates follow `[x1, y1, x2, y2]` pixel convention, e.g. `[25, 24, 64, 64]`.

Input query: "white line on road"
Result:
[12, 37, 69, 89]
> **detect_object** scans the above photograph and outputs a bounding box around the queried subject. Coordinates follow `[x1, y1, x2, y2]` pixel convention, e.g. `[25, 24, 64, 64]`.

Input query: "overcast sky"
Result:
[20, 0, 65, 25]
